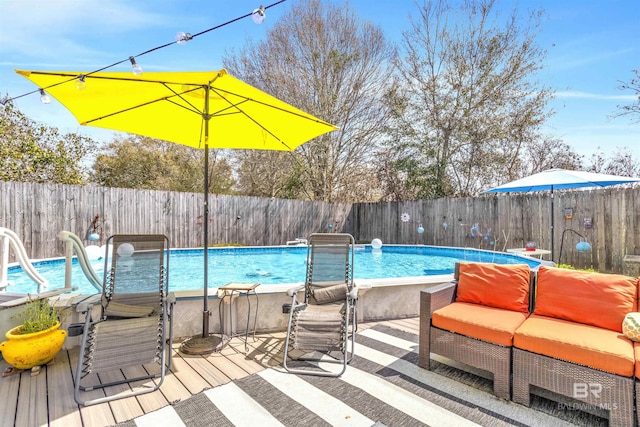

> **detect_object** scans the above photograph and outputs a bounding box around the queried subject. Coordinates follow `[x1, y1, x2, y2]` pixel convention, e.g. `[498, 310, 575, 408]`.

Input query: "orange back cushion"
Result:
[534, 266, 638, 332]
[455, 262, 531, 312]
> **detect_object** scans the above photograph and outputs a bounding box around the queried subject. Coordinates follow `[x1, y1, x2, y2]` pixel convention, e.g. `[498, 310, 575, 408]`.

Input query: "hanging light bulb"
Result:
[175, 32, 192, 45]
[75, 75, 86, 90]
[252, 5, 266, 24]
[129, 56, 143, 76]
[39, 89, 51, 104]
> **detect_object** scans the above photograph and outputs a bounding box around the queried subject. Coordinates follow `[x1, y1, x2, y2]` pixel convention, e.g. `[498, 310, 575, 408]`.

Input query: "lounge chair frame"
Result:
[73, 234, 174, 406]
[283, 233, 357, 377]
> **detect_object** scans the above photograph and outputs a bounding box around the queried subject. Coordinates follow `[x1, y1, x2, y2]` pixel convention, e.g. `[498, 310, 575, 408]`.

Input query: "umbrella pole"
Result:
[180, 89, 226, 355]
[202, 142, 210, 337]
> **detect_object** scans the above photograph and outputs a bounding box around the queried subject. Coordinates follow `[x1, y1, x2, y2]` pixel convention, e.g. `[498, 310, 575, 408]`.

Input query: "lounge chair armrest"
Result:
[166, 292, 176, 304]
[348, 283, 359, 300]
[292, 302, 307, 311]
[286, 284, 305, 297]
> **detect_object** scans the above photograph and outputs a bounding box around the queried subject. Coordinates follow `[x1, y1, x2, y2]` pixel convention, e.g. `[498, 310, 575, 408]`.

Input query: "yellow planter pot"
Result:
[0, 321, 67, 369]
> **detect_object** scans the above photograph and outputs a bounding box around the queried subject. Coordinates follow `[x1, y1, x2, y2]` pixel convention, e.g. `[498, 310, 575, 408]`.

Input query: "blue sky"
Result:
[1, 0, 639, 162]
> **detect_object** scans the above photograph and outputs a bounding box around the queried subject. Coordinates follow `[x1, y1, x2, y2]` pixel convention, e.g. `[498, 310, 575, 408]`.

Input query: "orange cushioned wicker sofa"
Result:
[419, 262, 640, 427]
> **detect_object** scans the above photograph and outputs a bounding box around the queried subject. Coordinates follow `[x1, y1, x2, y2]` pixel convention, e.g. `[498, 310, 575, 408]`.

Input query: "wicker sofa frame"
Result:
[418, 264, 535, 400]
[419, 263, 637, 426]
[513, 348, 634, 427]
[636, 381, 640, 426]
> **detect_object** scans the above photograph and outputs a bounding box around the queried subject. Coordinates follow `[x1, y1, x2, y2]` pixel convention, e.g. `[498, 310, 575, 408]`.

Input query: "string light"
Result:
[75, 75, 86, 90]
[5, 2, 286, 104]
[175, 32, 193, 45]
[39, 89, 51, 104]
[129, 57, 143, 76]
[252, 5, 266, 24]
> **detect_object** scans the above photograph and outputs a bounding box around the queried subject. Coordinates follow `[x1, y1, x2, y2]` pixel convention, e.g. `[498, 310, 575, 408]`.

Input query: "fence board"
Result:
[2, 182, 639, 274]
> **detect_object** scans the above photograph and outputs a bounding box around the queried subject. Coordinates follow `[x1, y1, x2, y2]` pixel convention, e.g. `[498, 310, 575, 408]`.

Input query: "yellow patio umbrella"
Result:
[17, 69, 338, 354]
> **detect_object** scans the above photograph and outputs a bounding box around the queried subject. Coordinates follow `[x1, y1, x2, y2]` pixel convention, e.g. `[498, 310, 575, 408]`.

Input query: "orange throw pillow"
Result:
[455, 262, 531, 312]
[534, 266, 638, 332]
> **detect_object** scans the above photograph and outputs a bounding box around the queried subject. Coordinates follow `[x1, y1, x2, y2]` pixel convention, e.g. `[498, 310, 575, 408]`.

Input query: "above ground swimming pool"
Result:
[6, 245, 543, 295]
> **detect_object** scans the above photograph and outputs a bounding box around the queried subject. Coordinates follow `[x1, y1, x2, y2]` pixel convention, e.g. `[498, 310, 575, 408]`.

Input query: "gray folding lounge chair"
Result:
[73, 234, 174, 406]
[283, 233, 357, 377]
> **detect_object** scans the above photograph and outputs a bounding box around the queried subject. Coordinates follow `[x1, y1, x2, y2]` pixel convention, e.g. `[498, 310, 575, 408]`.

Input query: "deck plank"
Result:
[98, 369, 145, 423]
[246, 336, 286, 367]
[200, 352, 252, 380]
[47, 353, 83, 427]
[119, 365, 168, 414]
[166, 349, 211, 395]
[8, 318, 417, 426]
[0, 358, 20, 426]
[174, 351, 232, 388]
[15, 366, 48, 427]
[230, 334, 285, 367]
[222, 351, 266, 375]
[68, 347, 116, 427]
[218, 338, 268, 375]
[150, 362, 192, 405]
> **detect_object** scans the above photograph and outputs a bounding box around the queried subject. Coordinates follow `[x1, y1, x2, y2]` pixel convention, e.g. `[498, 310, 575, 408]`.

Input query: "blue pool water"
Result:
[6, 245, 542, 294]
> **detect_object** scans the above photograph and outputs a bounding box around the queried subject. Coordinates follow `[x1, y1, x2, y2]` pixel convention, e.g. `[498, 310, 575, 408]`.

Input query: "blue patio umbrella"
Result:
[484, 168, 639, 261]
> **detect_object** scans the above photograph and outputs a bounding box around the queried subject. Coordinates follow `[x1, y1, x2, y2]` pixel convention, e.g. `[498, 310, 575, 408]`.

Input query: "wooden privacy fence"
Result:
[0, 182, 352, 260]
[349, 186, 640, 274]
[1, 181, 639, 274]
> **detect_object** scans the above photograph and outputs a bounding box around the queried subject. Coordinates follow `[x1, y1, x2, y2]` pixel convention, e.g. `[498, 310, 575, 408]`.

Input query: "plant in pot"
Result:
[0, 298, 68, 371]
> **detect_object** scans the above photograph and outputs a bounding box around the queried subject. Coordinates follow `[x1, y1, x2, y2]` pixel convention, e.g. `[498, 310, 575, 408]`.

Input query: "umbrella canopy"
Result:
[17, 69, 338, 354]
[16, 69, 335, 150]
[484, 168, 639, 193]
[484, 168, 640, 261]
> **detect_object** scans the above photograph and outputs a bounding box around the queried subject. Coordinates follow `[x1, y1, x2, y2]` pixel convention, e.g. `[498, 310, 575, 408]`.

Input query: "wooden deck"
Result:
[0, 318, 420, 427]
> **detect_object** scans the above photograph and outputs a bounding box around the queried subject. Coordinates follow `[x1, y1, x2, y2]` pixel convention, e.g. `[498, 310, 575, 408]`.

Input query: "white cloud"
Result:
[0, 0, 172, 61]
[554, 91, 636, 101]
[547, 43, 636, 71]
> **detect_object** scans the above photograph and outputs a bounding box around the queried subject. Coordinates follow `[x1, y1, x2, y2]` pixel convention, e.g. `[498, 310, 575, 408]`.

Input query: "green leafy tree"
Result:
[92, 135, 234, 193]
[0, 100, 95, 184]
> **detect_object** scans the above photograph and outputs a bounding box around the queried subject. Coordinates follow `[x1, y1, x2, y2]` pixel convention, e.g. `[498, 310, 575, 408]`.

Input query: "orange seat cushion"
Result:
[455, 262, 531, 313]
[533, 266, 638, 332]
[514, 315, 634, 377]
[432, 302, 529, 346]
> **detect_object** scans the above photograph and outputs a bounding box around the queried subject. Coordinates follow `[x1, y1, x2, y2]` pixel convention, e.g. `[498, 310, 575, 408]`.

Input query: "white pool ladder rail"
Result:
[0, 227, 49, 293]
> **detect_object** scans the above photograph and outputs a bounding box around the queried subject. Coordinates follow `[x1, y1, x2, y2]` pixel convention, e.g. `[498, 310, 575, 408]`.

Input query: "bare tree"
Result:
[519, 137, 583, 173]
[233, 151, 300, 199]
[614, 69, 640, 123]
[587, 147, 640, 177]
[224, 0, 396, 202]
[386, 0, 560, 197]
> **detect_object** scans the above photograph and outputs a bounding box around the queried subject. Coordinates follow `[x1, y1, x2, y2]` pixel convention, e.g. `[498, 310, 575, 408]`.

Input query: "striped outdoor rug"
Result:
[116, 325, 604, 427]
